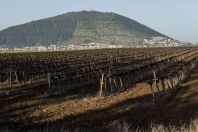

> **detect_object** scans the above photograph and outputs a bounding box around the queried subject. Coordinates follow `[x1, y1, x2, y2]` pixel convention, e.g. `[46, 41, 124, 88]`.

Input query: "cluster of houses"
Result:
[0, 42, 124, 51]
[0, 45, 57, 51]
[143, 36, 183, 47]
[65, 42, 124, 50]
[0, 37, 193, 51]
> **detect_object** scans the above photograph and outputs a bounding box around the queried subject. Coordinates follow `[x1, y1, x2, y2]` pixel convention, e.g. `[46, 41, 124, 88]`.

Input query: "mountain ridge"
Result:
[0, 11, 168, 48]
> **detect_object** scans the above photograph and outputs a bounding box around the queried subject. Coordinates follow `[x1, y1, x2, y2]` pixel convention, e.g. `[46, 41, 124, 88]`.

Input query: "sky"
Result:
[0, 0, 198, 43]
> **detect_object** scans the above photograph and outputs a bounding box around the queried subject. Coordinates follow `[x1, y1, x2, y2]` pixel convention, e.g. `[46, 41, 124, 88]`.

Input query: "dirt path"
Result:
[0, 81, 153, 130]
[29, 83, 152, 123]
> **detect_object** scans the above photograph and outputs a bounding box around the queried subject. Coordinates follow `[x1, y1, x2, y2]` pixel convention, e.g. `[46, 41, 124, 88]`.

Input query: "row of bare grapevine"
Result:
[0, 47, 198, 98]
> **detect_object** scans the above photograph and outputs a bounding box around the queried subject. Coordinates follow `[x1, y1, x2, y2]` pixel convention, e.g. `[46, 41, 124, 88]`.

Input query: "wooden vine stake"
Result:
[119, 78, 123, 90]
[99, 74, 104, 96]
[9, 66, 12, 88]
[48, 73, 51, 94]
[152, 70, 158, 102]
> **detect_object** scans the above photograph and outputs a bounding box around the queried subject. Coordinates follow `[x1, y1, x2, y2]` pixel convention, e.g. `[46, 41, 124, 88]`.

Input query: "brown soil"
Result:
[0, 68, 198, 131]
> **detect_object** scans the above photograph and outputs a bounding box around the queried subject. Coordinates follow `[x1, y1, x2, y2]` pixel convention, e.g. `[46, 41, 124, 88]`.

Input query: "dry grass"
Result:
[148, 120, 198, 132]
[1, 120, 197, 132]
[116, 120, 198, 132]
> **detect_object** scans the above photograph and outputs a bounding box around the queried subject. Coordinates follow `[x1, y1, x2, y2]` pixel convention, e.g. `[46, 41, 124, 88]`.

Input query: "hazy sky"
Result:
[0, 0, 198, 42]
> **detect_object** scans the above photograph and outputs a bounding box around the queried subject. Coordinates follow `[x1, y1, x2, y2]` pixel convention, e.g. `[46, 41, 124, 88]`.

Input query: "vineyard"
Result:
[1, 47, 198, 97]
[0, 47, 198, 131]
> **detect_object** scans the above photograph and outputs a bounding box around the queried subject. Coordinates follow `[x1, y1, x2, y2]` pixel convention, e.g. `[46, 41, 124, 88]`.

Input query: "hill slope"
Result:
[0, 11, 167, 48]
